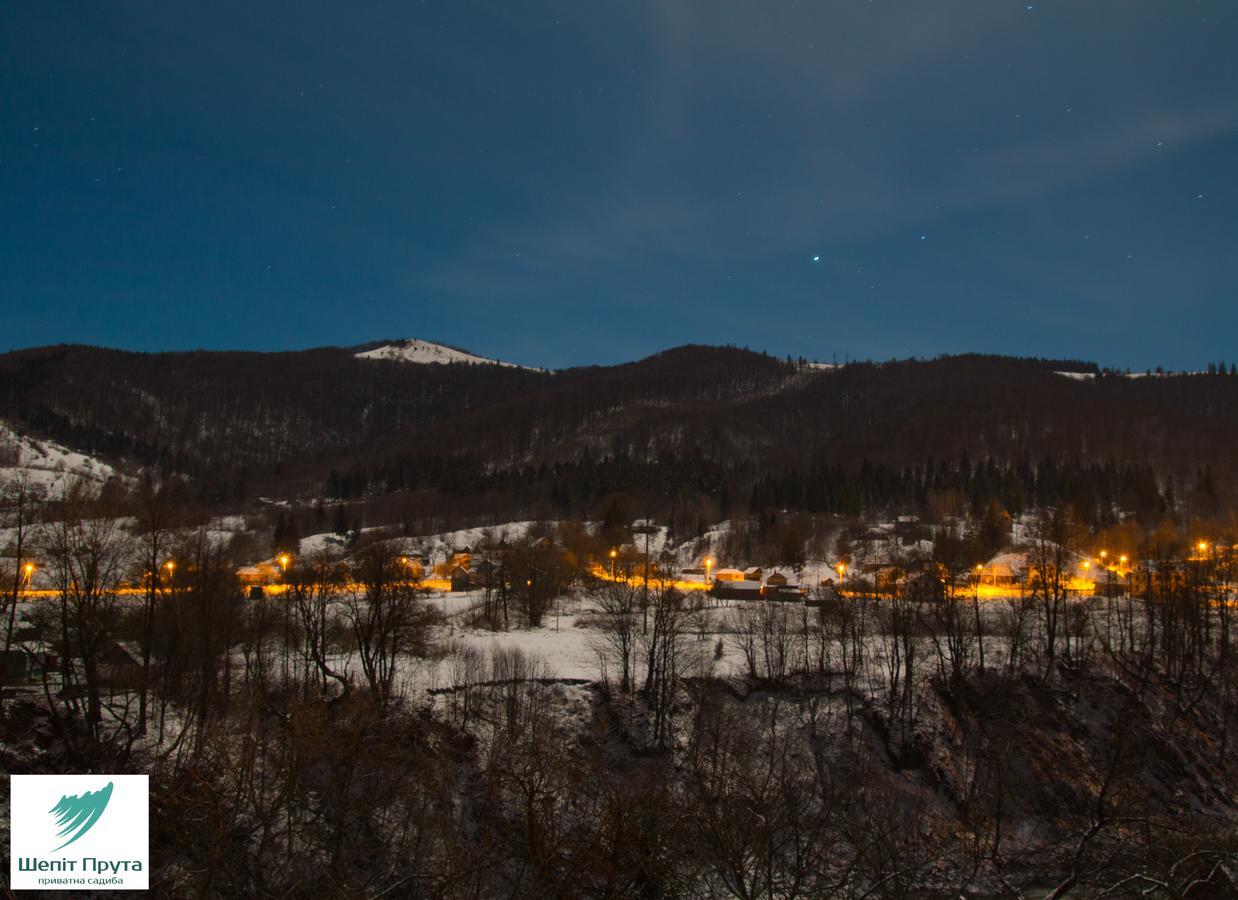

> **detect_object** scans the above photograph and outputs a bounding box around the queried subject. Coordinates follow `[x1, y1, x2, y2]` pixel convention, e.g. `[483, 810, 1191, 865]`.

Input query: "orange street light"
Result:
[1119, 554, 1128, 566]
[704, 556, 714, 582]
[609, 548, 617, 578]
[1099, 550, 1108, 561]
[22, 562, 35, 587]
[277, 553, 292, 572]
[1197, 541, 1210, 555]
[1082, 561, 1090, 571]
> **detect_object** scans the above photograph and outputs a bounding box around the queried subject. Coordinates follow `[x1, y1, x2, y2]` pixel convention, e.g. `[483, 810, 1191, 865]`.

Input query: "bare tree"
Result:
[641, 579, 687, 747]
[42, 481, 133, 746]
[1027, 506, 1080, 671]
[132, 475, 185, 734]
[346, 542, 434, 709]
[0, 472, 42, 701]
[287, 556, 349, 697]
[593, 578, 640, 691]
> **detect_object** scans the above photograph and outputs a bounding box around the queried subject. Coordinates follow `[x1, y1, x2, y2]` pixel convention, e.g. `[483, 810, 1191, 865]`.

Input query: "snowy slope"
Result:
[355, 338, 539, 370]
[0, 421, 124, 497]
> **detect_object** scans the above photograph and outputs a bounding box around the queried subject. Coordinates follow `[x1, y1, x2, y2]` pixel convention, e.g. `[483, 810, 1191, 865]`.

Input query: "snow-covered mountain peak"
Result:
[355, 339, 538, 370]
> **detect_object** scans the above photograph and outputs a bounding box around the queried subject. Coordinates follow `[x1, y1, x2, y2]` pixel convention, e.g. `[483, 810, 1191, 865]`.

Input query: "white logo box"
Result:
[9, 774, 149, 891]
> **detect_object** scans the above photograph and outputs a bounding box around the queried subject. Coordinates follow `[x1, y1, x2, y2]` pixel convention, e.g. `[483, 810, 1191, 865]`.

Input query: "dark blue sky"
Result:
[2, 2, 1235, 370]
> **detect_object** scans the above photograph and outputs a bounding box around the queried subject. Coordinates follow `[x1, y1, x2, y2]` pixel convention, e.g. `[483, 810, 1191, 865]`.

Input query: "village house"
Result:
[710, 579, 763, 601]
[98, 641, 143, 689]
[903, 569, 947, 603]
[681, 566, 708, 583]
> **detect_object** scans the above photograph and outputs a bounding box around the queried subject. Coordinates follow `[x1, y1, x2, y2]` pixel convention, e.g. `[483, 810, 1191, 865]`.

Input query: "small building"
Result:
[237, 561, 282, 587]
[714, 568, 745, 582]
[981, 552, 1027, 587]
[872, 565, 905, 594]
[743, 567, 764, 582]
[432, 547, 473, 577]
[98, 642, 142, 688]
[983, 562, 1016, 586]
[805, 584, 842, 609]
[711, 579, 764, 601]
[903, 571, 946, 603]
[1093, 576, 1128, 598]
[2, 648, 45, 684]
[449, 565, 474, 592]
[763, 575, 807, 601]
[397, 556, 425, 580]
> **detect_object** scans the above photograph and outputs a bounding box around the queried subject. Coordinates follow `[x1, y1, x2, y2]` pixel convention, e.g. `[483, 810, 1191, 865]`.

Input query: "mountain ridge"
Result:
[1, 344, 1235, 520]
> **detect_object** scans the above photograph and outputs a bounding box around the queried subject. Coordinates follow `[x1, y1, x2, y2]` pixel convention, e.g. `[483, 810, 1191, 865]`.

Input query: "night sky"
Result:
[2, 2, 1235, 370]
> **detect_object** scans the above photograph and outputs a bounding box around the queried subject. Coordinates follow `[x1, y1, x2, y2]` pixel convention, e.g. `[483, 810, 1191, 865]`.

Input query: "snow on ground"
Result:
[0, 420, 124, 497]
[355, 338, 541, 371]
[298, 531, 352, 557]
[438, 616, 604, 682]
[394, 520, 549, 559]
[208, 515, 250, 532]
[294, 521, 556, 563]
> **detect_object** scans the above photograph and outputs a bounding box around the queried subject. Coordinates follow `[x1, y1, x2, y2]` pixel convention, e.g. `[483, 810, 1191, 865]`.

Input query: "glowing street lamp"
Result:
[704, 556, 715, 583]
[1197, 541, 1210, 557]
[22, 562, 35, 588]
[836, 562, 846, 585]
[609, 548, 617, 578]
[277, 553, 292, 573]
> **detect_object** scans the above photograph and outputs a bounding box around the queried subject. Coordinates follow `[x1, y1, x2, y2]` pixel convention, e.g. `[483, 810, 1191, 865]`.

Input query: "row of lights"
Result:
[602, 551, 847, 583]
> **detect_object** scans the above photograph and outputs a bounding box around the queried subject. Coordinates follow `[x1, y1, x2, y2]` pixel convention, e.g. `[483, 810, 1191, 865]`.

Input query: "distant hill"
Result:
[1, 344, 1235, 522]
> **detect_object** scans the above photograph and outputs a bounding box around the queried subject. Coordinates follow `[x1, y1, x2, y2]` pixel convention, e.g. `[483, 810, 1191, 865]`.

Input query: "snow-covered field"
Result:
[0, 420, 125, 497]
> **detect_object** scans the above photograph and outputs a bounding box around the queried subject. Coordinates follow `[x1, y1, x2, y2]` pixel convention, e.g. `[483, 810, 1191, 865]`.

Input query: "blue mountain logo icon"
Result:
[49, 782, 114, 851]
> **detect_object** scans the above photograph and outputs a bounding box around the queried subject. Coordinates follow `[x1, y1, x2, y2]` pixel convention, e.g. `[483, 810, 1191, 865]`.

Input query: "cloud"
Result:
[414, 3, 1238, 305]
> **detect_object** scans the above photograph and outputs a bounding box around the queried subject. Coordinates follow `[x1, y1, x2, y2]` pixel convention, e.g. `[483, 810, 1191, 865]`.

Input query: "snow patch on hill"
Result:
[356, 339, 539, 370]
[0, 421, 124, 497]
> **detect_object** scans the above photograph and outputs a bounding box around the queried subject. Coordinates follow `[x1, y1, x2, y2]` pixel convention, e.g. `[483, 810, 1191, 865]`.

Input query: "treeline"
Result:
[749, 455, 1183, 525]
[327, 447, 729, 505]
[323, 448, 1206, 537]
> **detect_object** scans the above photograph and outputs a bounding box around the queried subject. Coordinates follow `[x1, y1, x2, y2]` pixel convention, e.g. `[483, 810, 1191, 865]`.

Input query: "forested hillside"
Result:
[2, 344, 1236, 525]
